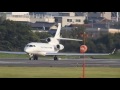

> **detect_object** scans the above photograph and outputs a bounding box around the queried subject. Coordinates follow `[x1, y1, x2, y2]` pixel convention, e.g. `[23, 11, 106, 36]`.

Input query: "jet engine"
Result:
[46, 37, 59, 45]
[46, 37, 51, 42]
[55, 44, 64, 50]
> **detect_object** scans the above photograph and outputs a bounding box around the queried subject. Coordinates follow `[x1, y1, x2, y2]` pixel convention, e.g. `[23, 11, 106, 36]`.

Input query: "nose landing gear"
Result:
[29, 54, 38, 60]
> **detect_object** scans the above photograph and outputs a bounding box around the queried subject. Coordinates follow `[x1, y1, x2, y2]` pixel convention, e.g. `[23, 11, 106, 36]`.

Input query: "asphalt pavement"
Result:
[0, 58, 120, 67]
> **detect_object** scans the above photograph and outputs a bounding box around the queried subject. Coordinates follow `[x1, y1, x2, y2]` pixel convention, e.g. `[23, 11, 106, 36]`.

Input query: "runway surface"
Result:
[0, 58, 120, 67]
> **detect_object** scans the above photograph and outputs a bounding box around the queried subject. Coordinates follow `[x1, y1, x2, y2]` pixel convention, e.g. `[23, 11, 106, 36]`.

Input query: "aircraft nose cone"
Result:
[24, 48, 29, 53]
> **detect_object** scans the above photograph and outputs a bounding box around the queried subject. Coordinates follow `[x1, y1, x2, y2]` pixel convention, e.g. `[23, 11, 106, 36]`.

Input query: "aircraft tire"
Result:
[33, 55, 38, 60]
[54, 56, 58, 61]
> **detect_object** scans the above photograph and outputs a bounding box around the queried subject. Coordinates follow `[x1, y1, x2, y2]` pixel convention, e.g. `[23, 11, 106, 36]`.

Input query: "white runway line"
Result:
[0, 61, 24, 64]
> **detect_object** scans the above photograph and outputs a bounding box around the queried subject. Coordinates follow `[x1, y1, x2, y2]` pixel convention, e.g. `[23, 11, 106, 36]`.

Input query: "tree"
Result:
[84, 19, 89, 24]
[70, 26, 86, 39]
[96, 43, 107, 53]
[86, 39, 97, 53]
[0, 19, 40, 51]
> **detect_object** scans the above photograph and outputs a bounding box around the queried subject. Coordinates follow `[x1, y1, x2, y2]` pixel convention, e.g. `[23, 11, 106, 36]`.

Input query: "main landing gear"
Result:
[54, 55, 58, 61]
[29, 54, 38, 60]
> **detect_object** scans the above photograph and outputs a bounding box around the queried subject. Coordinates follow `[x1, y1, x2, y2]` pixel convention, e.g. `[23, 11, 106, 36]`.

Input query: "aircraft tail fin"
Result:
[54, 23, 82, 42]
[54, 23, 61, 39]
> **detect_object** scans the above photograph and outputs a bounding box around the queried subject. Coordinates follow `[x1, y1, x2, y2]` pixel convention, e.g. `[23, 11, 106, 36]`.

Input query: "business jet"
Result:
[0, 23, 115, 60]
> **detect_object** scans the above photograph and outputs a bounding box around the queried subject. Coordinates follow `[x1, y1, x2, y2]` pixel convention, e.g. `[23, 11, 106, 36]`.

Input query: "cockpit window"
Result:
[26, 45, 35, 47]
[29, 45, 33, 47]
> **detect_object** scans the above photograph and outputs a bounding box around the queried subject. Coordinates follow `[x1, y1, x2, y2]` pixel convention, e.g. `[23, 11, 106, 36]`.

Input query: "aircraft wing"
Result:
[40, 38, 83, 42]
[46, 48, 116, 56]
[0, 51, 26, 54]
[46, 52, 111, 56]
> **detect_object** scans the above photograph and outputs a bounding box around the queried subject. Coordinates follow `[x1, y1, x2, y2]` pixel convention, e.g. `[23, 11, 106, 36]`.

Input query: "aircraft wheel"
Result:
[36, 56, 38, 60]
[29, 58, 32, 60]
[29, 54, 33, 60]
[33, 55, 38, 60]
[54, 56, 58, 61]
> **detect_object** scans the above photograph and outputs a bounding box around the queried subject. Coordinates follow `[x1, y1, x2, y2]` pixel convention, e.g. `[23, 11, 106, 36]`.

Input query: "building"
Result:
[55, 16, 86, 27]
[45, 12, 75, 16]
[58, 12, 75, 16]
[11, 12, 29, 15]
[29, 12, 46, 15]
[6, 12, 30, 22]
[86, 28, 120, 38]
[30, 22, 57, 32]
[45, 12, 59, 16]
[30, 14, 55, 23]
[0, 12, 30, 22]
[67, 23, 120, 39]
[0, 12, 56, 23]
[87, 12, 112, 20]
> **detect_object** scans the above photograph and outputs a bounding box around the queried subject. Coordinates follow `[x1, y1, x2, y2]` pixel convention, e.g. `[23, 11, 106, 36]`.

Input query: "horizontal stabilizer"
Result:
[58, 38, 83, 41]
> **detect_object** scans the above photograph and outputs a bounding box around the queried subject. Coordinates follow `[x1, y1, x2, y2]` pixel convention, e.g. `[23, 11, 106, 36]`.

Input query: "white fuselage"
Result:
[24, 42, 59, 56]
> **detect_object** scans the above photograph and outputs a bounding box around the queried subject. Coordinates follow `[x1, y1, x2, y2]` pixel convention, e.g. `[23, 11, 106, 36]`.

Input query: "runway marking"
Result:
[0, 61, 24, 64]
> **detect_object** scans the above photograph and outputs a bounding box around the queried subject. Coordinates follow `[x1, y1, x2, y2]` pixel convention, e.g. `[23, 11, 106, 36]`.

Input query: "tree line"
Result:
[0, 18, 51, 51]
[61, 26, 120, 53]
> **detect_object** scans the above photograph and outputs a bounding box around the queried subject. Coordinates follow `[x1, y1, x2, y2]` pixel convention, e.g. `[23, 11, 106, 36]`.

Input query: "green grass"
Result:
[0, 67, 120, 78]
[0, 53, 28, 58]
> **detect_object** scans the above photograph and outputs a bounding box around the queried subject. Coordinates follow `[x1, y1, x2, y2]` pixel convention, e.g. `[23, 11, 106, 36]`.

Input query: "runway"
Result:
[0, 58, 120, 67]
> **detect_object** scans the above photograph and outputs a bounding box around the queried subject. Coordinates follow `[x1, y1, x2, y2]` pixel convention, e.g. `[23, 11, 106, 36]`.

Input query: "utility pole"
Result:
[80, 32, 88, 78]
[117, 12, 119, 22]
[83, 32, 85, 78]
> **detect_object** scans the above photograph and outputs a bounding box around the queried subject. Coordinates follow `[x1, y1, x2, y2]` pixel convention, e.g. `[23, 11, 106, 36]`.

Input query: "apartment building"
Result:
[30, 14, 55, 23]
[55, 16, 86, 27]
[87, 12, 112, 20]
[0, 12, 30, 22]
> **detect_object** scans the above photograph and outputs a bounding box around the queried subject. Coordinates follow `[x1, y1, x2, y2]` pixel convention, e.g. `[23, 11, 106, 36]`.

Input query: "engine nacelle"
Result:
[56, 44, 64, 50]
[46, 37, 59, 45]
[46, 37, 51, 42]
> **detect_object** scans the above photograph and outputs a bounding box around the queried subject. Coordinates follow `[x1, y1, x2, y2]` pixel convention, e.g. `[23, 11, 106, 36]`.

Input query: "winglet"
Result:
[110, 48, 116, 55]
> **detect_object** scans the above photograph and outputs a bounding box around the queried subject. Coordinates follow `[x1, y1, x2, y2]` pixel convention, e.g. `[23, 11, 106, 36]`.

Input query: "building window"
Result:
[67, 19, 72, 22]
[59, 13, 69, 16]
[55, 18, 58, 22]
[76, 19, 81, 22]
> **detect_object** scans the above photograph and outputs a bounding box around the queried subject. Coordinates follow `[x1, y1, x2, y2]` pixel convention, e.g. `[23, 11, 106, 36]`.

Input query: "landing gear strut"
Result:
[54, 55, 58, 61]
[29, 54, 33, 60]
[29, 58, 32, 60]
[33, 55, 38, 60]
[29, 54, 38, 60]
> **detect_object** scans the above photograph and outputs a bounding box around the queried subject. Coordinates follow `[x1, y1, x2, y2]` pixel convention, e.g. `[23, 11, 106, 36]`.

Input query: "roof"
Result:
[69, 24, 107, 28]
[30, 22, 56, 28]
[69, 24, 92, 28]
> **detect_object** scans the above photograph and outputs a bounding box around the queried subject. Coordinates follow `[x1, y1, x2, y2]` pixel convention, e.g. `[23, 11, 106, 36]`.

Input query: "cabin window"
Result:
[26, 45, 35, 47]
